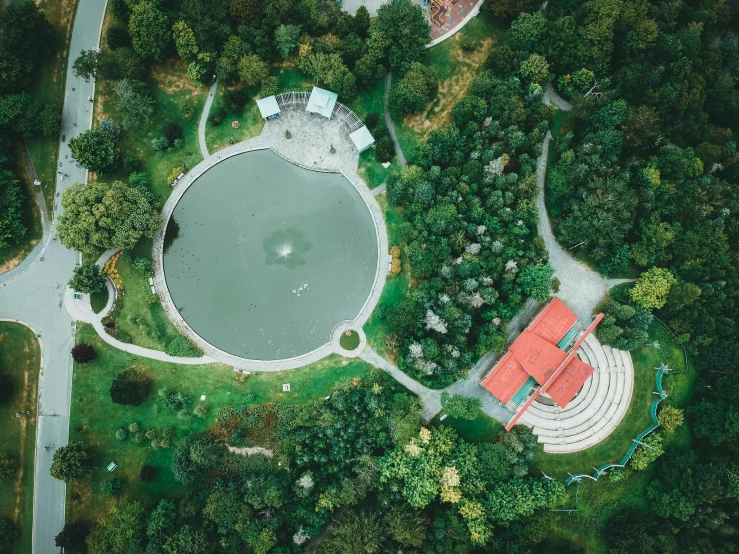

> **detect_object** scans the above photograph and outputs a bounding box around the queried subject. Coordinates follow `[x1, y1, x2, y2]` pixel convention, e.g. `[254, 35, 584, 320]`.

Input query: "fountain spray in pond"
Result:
[263, 229, 312, 269]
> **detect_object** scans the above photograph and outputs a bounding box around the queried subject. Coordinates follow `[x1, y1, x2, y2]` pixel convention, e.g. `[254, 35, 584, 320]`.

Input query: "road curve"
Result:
[0, 0, 108, 552]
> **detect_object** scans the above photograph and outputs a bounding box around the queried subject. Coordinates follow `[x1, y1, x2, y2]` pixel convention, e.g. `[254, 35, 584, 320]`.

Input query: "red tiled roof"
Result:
[508, 330, 568, 385]
[547, 357, 594, 408]
[528, 297, 578, 345]
[480, 352, 530, 404]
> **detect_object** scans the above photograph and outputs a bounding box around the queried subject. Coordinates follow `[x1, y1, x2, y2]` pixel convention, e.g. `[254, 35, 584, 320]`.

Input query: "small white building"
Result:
[349, 125, 375, 153]
[256, 96, 281, 120]
[306, 87, 338, 119]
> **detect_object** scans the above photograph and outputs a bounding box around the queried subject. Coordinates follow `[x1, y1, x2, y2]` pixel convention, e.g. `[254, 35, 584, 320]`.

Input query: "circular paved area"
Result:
[153, 109, 390, 371]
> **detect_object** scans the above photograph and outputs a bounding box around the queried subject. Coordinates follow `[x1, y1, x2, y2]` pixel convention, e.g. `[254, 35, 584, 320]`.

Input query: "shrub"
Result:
[440, 392, 482, 420]
[122, 154, 141, 174]
[178, 409, 192, 421]
[128, 171, 147, 187]
[223, 87, 249, 112]
[71, 343, 98, 364]
[145, 429, 158, 440]
[209, 105, 225, 126]
[260, 76, 279, 97]
[164, 426, 176, 439]
[165, 336, 201, 357]
[110, 368, 152, 406]
[630, 433, 663, 470]
[159, 389, 187, 411]
[55, 522, 85, 549]
[128, 422, 140, 433]
[193, 404, 208, 418]
[364, 112, 379, 131]
[460, 37, 478, 51]
[69, 264, 107, 294]
[151, 136, 170, 152]
[132, 257, 152, 275]
[98, 119, 121, 137]
[0, 453, 16, 481]
[243, 393, 256, 404]
[106, 26, 131, 50]
[609, 469, 625, 482]
[50, 441, 92, 482]
[0, 518, 18, 546]
[140, 465, 158, 481]
[163, 122, 182, 143]
[375, 135, 395, 163]
[135, 432, 145, 443]
[657, 406, 684, 434]
[115, 428, 128, 441]
[102, 477, 122, 496]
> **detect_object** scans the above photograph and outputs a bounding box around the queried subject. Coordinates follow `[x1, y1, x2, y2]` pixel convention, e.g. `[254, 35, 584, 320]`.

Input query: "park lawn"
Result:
[67, 323, 376, 526]
[533, 321, 692, 479]
[90, 286, 108, 314]
[394, 12, 505, 158]
[113, 240, 182, 352]
[205, 63, 313, 153]
[430, 411, 503, 444]
[0, 156, 43, 275]
[363, 197, 412, 360]
[0, 323, 41, 554]
[20, 0, 79, 218]
[346, 76, 401, 189]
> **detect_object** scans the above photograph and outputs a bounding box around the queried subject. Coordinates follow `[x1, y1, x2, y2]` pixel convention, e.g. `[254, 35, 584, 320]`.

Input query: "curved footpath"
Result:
[384, 70, 407, 168]
[198, 79, 218, 158]
[0, 0, 108, 551]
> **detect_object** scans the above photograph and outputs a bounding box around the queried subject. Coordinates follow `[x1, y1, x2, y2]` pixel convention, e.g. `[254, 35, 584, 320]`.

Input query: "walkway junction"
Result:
[481, 298, 604, 430]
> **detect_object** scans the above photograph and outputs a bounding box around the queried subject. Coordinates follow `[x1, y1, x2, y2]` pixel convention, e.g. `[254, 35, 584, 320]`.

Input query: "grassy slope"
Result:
[90, 286, 108, 314]
[67, 323, 375, 525]
[363, 195, 411, 360]
[205, 64, 312, 153]
[533, 321, 696, 553]
[0, 155, 43, 274]
[19, 0, 78, 219]
[0, 323, 41, 554]
[346, 76, 401, 189]
[113, 240, 182, 352]
[394, 13, 505, 160]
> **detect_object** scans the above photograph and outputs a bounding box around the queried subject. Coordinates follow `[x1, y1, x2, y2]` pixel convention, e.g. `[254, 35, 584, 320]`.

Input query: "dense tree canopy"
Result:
[57, 180, 161, 253]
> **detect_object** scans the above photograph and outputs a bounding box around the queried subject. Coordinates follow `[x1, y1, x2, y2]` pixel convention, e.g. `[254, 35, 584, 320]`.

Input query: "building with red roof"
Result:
[480, 298, 604, 430]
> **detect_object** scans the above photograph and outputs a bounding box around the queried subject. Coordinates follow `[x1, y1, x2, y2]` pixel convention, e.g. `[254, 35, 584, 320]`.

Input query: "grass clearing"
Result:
[112, 240, 182, 352]
[394, 13, 504, 157]
[205, 63, 313, 153]
[0, 155, 43, 275]
[363, 196, 412, 360]
[339, 331, 360, 350]
[0, 323, 41, 554]
[67, 323, 375, 525]
[430, 411, 503, 444]
[21, 0, 79, 218]
[534, 321, 693, 479]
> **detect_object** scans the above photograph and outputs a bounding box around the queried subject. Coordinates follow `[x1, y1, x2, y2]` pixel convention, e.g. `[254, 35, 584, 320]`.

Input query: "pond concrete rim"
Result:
[152, 138, 390, 372]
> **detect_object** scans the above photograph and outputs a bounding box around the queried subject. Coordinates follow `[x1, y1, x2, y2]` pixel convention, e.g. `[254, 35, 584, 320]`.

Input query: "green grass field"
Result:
[363, 196, 412, 360]
[67, 323, 376, 526]
[0, 323, 41, 554]
[394, 13, 505, 160]
[19, 0, 78, 218]
[112, 241, 182, 352]
[339, 331, 360, 350]
[0, 155, 43, 275]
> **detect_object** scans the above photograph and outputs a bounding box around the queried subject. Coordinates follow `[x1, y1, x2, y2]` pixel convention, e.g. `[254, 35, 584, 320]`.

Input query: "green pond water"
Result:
[163, 149, 379, 360]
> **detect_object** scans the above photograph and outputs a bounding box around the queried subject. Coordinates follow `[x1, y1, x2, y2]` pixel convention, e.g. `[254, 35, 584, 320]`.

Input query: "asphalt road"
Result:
[0, 0, 107, 551]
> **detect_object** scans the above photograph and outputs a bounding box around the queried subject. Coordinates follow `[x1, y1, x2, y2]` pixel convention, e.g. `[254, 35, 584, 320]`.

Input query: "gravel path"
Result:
[384, 71, 407, 168]
[198, 79, 218, 158]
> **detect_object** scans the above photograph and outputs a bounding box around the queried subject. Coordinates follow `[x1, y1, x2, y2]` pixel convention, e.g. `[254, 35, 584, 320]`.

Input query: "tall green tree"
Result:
[57, 181, 161, 252]
[129, 2, 170, 62]
[68, 129, 118, 173]
[373, 0, 431, 73]
[69, 263, 107, 294]
[50, 441, 92, 482]
[87, 498, 146, 554]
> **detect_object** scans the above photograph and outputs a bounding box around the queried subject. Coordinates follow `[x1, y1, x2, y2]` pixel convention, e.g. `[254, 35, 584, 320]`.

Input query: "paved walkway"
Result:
[198, 79, 218, 158]
[19, 141, 51, 236]
[384, 71, 407, 168]
[542, 82, 572, 111]
[371, 183, 387, 196]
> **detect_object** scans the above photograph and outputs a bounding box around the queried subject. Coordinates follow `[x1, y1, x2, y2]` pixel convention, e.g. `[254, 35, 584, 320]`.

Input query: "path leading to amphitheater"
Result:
[0, 0, 107, 551]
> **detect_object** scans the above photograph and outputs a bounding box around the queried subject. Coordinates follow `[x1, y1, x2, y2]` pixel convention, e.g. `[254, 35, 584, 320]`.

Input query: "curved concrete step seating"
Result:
[518, 335, 634, 453]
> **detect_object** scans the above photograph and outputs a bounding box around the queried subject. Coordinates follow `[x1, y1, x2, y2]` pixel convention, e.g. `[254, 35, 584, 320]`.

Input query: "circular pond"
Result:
[163, 149, 379, 361]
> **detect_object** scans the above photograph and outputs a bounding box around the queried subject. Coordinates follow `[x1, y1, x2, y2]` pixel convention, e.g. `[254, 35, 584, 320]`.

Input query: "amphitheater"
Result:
[518, 333, 634, 453]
